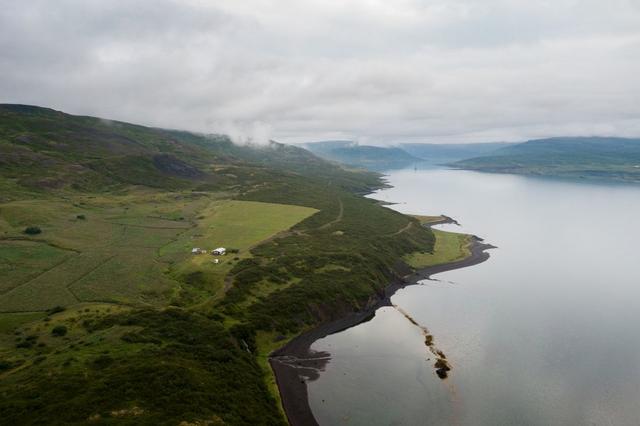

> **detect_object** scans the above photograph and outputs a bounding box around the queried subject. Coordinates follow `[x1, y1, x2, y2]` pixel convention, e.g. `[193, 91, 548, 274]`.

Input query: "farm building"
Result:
[191, 248, 206, 254]
[211, 247, 226, 256]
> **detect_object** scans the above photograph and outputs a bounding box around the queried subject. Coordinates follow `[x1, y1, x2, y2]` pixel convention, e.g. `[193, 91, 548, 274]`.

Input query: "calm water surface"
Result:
[307, 168, 640, 426]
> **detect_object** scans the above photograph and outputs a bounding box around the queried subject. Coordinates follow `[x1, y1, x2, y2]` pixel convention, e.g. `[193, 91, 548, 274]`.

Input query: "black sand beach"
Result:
[270, 219, 495, 426]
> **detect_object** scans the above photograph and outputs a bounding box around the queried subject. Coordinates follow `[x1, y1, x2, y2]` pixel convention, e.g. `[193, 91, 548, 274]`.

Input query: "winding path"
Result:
[317, 198, 343, 230]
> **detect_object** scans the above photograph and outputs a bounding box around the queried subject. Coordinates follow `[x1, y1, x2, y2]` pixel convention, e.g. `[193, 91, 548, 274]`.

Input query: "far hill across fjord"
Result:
[452, 136, 640, 183]
[301, 140, 512, 171]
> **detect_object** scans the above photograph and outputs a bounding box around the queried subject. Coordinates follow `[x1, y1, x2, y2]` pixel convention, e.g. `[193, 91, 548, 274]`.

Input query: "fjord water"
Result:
[307, 168, 640, 426]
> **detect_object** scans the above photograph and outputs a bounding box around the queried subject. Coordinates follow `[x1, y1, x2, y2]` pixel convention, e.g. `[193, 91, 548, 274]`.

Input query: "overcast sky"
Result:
[1, 0, 639, 144]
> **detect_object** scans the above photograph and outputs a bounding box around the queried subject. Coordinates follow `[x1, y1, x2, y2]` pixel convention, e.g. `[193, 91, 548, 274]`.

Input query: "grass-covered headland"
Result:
[0, 105, 442, 425]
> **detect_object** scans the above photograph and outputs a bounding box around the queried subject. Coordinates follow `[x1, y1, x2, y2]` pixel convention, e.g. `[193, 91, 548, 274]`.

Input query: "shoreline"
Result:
[269, 218, 495, 426]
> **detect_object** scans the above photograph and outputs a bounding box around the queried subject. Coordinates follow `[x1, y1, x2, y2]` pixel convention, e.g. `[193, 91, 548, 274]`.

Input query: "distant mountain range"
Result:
[399, 142, 516, 164]
[452, 137, 640, 183]
[300, 140, 511, 171]
[302, 137, 640, 183]
[299, 141, 420, 171]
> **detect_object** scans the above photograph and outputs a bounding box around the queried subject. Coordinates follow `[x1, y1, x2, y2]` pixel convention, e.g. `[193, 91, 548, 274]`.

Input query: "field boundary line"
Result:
[317, 197, 343, 230]
[106, 222, 190, 230]
[66, 254, 118, 302]
[0, 253, 77, 297]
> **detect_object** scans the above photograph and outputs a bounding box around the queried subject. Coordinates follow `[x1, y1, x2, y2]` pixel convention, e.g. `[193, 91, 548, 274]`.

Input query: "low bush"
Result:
[47, 306, 66, 315]
[23, 226, 42, 235]
[51, 325, 67, 337]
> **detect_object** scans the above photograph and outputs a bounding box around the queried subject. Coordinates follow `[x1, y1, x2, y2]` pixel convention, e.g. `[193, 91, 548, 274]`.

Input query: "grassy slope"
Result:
[453, 137, 640, 183]
[405, 229, 471, 269]
[0, 105, 438, 425]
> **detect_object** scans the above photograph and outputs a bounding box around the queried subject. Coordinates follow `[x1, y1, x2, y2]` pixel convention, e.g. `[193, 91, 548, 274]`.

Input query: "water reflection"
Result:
[308, 169, 640, 426]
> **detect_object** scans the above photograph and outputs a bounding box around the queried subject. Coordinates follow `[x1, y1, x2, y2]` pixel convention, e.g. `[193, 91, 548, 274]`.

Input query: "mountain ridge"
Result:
[452, 136, 640, 183]
[0, 104, 381, 198]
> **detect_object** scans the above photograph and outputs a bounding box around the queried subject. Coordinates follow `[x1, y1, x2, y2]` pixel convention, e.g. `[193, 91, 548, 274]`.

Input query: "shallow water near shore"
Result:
[307, 167, 640, 426]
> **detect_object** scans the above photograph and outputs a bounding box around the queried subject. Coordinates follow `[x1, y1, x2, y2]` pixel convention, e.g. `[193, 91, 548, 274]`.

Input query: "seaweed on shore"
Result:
[393, 305, 452, 380]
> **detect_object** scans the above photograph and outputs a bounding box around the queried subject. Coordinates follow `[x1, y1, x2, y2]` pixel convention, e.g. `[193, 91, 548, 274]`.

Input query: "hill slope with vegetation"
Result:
[0, 105, 438, 425]
[452, 137, 640, 183]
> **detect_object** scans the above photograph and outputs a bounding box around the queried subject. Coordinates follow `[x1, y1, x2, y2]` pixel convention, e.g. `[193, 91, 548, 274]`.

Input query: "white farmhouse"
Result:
[212, 247, 226, 256]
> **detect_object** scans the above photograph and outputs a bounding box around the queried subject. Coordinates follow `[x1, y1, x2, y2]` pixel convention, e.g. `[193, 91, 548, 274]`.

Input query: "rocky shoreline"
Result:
[269, 218, 495, 426]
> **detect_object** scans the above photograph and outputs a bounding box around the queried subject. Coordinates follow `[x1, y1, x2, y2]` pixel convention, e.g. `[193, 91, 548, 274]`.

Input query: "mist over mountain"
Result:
[399, 142, 516, 164]
[301, 141, 420, 171]
[0, 104, 379, 198]
[301, 140, 515, 171]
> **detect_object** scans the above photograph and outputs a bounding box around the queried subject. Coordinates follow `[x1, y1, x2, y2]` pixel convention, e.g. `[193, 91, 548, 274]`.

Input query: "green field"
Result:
[404, 229, 471, 269]
[411, 214, 446, 225]
[163, 200, 317, 304]
[0, 196, 317, 312]
[0, 240, 74, 295]
[0, 311, 46, 334]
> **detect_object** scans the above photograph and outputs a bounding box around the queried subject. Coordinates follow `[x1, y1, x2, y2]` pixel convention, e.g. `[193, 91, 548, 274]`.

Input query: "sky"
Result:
[1, 0, 639, 145]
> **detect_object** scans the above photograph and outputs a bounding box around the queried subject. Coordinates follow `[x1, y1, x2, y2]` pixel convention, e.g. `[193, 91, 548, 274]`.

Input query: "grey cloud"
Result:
[1, 0, 639, 144]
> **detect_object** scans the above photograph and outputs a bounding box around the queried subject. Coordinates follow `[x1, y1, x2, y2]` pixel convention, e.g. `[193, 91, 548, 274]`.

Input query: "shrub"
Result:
[51, 325, 68, 337]
[76, 214, 86, 220]
[120, 331, 161, 345]
[23, 226, 42, 235]
[47, 306, 66, 315]
[16, 340, 35, 349]
[206, 312, 225, 322]
[92, 355, 114, 369]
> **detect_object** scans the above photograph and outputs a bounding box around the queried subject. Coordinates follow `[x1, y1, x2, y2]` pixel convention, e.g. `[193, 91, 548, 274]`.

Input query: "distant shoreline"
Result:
[269, 218, 495, 426]
[448, 165, 640, 186]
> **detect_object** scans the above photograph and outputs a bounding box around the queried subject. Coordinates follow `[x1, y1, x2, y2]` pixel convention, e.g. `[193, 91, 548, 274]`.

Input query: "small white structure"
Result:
[212, 247, 226, 256]
[192, 247, 204, 254]
[213, 259, 220, 264]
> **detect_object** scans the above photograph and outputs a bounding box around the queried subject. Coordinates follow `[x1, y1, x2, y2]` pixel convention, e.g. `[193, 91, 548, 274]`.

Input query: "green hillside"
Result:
[0, 105, 437, 425]
[0, 104, 379, 198]
[452, 137, 640, 183]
